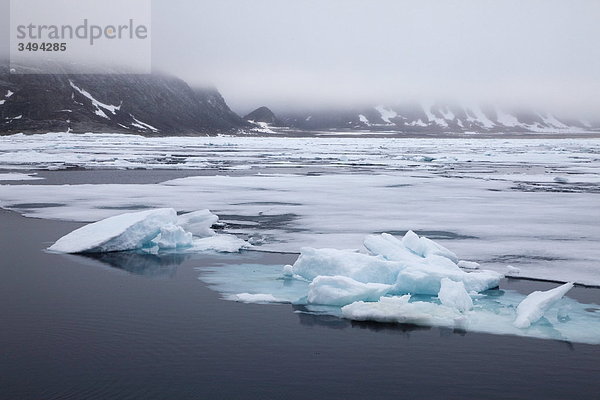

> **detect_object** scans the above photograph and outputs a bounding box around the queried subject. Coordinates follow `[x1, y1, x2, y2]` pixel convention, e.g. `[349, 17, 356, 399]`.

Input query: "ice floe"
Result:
[513, 282, 574, 328]
[48, 208, 179, 253]
[291, 231, 502, 296]
[457, 260, 480, 270]
[196, 232, 600, 344]
[228, 293, 287, 304]
[0, 172, 43, 181]
[48, 208, 247, 254]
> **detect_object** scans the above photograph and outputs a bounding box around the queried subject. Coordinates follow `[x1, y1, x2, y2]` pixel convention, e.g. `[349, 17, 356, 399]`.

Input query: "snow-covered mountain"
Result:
[279, 102, 599, 133]
[2, 62, 597, 136]
[0, 64, 251, 135]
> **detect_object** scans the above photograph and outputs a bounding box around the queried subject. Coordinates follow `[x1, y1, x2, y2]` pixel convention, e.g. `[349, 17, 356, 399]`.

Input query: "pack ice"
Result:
[292, 231, 503, 297]
[207, 231, 600, 344]
[48, 208, 247, 253]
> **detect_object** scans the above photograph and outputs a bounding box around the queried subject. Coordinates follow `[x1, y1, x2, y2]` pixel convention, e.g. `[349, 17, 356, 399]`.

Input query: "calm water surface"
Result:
[1, 173, 600, 400]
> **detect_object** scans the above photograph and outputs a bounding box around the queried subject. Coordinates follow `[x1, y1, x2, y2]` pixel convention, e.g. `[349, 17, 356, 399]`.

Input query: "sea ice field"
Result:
[0, 132, 599, 344]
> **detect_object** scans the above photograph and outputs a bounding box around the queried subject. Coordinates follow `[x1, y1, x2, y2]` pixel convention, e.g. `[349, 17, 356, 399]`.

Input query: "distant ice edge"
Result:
[219, 231, 600, 345]
[48, 208, 249, 254]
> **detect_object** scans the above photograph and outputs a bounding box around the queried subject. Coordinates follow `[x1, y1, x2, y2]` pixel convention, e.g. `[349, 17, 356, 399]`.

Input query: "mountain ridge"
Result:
[2, 63, 598, 136]
[274, 102, 599, 134]
[0, 64, 251, 136]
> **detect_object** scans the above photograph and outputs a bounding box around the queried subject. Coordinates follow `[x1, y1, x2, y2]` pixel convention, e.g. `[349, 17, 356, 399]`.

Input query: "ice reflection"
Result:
[66, 251, 190, 278]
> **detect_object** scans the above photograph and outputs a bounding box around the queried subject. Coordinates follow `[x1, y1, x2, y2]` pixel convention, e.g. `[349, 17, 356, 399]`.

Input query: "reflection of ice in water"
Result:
[65, 251, 190, 279]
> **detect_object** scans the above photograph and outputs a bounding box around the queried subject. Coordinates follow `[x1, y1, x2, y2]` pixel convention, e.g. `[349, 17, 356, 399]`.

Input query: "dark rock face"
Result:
[244, 106, 283, 126]
[278, 103, 600, 133]
[0, 65, 251, 135]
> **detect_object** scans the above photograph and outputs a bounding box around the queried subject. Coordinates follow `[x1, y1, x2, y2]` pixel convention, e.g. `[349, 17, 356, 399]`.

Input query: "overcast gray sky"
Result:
[3, 0, 600, 115]
[150, 0, 600, 115]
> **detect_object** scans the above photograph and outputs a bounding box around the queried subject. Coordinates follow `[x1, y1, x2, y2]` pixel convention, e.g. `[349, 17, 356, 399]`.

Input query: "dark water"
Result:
[1, 209, 600, 400]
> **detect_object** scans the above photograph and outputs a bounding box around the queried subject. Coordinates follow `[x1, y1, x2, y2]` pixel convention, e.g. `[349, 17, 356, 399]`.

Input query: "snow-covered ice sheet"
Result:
[0, 133, 599, 285]
[0, 132, 599, 174]
[1, 172, 598, 285]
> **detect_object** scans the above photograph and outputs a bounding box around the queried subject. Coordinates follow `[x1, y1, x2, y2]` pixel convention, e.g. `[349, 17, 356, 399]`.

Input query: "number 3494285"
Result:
[17, 42, 67, 51]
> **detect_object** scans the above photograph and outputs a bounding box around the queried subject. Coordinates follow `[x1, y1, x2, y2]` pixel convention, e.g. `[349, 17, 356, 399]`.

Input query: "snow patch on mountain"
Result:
[69, 80, 122, 118]
[422, 101, 448, 127]
[248, 120, 276, 134]
[464, 104, 495, 129]
[538, 112, 568, 129]
[130, 114, 159, 132]
[375, 105, 397, 124]
[495, 107, 521, 127]
[408, 119, 427, 127]
[440, 107, 455, 120]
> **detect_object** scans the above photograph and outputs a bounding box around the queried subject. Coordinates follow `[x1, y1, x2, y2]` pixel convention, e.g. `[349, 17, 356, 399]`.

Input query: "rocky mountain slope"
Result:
[244, 106, 283, 127]
[278, 102, 599, 133]
[0, 64, 251, 135]
[2, 62, 597, 136]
